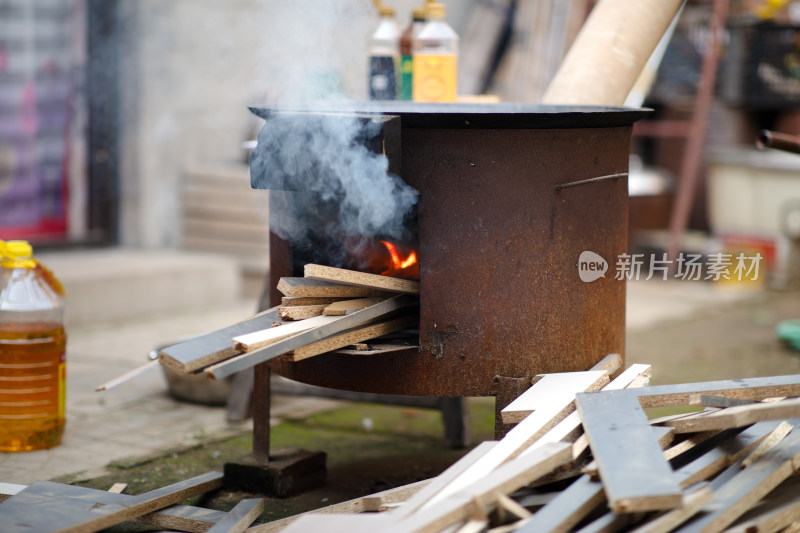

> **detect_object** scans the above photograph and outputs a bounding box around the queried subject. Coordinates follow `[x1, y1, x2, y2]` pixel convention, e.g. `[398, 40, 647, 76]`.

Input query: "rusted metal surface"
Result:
[252, 363, 271, 462]
[263, 106, 645, 397]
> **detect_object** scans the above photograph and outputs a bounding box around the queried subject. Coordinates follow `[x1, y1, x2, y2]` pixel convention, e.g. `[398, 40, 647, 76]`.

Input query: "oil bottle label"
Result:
[369, 55, 396, 100]
[413, 53, 457, 102]
[400, 55, 413, 101]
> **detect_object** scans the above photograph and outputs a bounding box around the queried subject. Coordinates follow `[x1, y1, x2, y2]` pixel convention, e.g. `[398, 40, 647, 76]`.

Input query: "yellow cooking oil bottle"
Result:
[0, 240, 66, 451]
[413, 1, 458, 102]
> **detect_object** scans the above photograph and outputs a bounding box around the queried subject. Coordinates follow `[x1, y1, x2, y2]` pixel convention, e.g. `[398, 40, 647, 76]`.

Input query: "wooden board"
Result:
[634, 375, 800, 408]
[673, 420, 800, 533]
[278, 304, 327, 320]
[290, 315, 418, 361]
[629, 485, 713, 533]
[281, 296, 346, 307]
[277, 277, 372, 298]
[392, 441, 498, 519]
[385, 442, 572, 533]
[514, 474, 605, 533]
[323, 297, 387, 316]
[205, 294, 417, 380]
[663, 398, 800, 434]
[420, 370, 610, 510]
[232, 314, 340, 352]
[334, 344, 417, 356]
[522, 364, 652, 459]
[576, 390, 683, 513]
[727, 476, 800, 533]
[0, 481, 227, 532]
[304, 264, 420, 294]
[741, 421, 794, 467]
[0, 472, 223, 533]
[571, 375, 800, 514]
[674, 422, 783, 490]
[246, 480, 430, 533]
[158, 308, 280, 374]
[500, 371, 610, 424]
[206, 498, 264, 533]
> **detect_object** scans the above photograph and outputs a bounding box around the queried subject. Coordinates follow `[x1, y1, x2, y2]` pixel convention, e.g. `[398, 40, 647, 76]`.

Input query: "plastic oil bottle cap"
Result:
[412, 7, 426, 20]
[7, 240, 32, 258]
[379, 5, 395, 16]
[426, 2, 445, 18]
[1, 240, 35, 268]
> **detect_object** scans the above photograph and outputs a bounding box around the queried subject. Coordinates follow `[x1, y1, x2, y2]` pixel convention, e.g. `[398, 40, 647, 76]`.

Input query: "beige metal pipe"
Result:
[541, 0, 684, 106]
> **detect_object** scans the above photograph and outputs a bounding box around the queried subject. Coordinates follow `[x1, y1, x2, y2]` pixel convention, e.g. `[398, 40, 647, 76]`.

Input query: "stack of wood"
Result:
[7, 359, 800, 532]
[266, 357, 800, 533]
[0, 472, 265, 533]
[158, 264, 420, 380]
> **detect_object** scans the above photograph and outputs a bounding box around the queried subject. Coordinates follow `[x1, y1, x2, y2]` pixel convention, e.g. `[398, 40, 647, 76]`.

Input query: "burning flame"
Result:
[380, 240, 419, 279]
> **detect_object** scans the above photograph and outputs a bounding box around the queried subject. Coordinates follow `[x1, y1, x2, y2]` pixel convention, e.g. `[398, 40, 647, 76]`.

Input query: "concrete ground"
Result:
[1, 263, 798, 487]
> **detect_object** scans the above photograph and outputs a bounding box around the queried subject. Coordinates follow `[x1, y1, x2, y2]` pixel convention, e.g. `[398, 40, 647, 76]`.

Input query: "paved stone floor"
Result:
[0, 278, 782, 486]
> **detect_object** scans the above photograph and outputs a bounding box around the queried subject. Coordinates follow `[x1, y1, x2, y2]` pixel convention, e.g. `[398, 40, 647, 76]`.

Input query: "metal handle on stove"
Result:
[554, 172, 628, 192]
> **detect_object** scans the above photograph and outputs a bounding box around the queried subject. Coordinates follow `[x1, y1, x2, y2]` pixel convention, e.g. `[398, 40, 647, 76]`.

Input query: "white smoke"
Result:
[251, 1, 418, 255]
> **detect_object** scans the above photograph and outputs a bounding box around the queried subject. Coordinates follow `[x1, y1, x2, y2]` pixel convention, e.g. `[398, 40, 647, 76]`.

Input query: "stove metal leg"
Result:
[493, 375, 532, 439]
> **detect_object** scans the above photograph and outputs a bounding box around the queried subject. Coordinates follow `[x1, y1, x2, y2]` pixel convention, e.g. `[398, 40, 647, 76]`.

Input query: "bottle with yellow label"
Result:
[413, 1, 458, 102]
[0, 240, 66, 451]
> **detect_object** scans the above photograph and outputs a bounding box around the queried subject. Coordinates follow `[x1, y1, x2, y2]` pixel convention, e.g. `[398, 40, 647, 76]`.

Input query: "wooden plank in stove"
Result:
[323, 297, 387, 316]
[205, 294, 418, 380]
[233, 314, 339, 352]
[304, 264, 420, 294]
[277, 277, 373, 298]
[281, 296, 346, 307]
[290, 315, 418, 362]
[0, 472, 223, 533]
[279, 304, 328, 321]
[158, 308, 281, 374]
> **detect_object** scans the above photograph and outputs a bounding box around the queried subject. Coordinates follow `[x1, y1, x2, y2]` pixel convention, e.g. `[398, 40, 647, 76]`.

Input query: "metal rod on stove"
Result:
[757, 130, 800, 155]
[554, 173, 628, 191]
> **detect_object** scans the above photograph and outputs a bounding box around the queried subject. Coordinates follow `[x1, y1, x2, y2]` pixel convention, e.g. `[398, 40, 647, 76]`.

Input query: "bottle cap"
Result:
[0, 240, 35, 269]
[426, 2, 445, 18]
[7, 240, 32, 258]
[379, 5, 395, 17]
[412, 7, 426, 20]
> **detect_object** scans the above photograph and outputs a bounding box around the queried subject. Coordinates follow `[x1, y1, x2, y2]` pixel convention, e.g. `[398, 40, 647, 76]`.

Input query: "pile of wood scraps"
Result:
[0, 472, 267, 533]
[268, 358, 800, 533]
[157, 264, 420, 381]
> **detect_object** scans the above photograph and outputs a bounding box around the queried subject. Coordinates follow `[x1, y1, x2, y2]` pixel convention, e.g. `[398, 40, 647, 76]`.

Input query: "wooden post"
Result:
[666, 0, 729, 265]
[541, 0, 683, 106]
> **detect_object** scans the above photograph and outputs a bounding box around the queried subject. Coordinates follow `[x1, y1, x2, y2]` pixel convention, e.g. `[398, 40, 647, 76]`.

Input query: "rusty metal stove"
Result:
[229, 103, 648, 495]
[253, 103, 646, 395]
